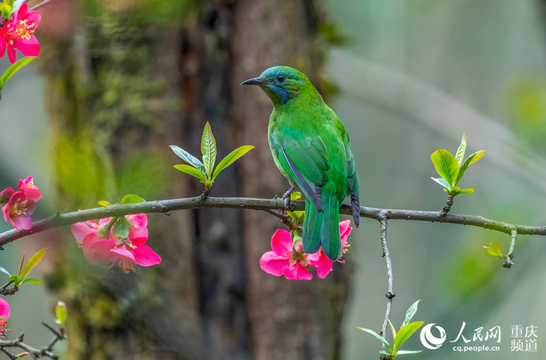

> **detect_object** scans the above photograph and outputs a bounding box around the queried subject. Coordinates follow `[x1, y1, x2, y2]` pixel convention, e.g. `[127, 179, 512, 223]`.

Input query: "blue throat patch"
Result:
[268, 84, 289, 104]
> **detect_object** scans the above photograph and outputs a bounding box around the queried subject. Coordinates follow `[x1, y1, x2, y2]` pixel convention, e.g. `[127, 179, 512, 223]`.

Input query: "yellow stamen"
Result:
[10, 199, 28, 217]
[14, 19, 36, 41]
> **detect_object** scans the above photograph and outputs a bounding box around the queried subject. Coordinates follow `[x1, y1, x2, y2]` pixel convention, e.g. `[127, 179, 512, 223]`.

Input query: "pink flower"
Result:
[0, 297, 9, 338]
[1, 3, 41, 63]
[260, 220, 353, 280]
[18, 176, 42, 202]
[260, 229, 313, 280]
[2, 190, 36, 230]
[0, 298, 9, 327]
[70, 214, 161, 273]
[0, 187, 14, 204]
[0, 177, 42, 230]
[307, 220, 352, 279]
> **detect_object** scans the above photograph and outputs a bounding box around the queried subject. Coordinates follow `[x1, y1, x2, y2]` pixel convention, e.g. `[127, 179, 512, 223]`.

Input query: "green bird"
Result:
[241, 66, 360, 260]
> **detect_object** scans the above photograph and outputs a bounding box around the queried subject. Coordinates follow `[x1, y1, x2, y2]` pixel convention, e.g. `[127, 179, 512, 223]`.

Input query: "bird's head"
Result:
[241, 66, 309, 106]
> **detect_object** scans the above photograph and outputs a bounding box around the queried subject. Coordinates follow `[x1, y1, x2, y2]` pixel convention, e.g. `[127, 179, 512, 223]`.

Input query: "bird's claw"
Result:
[282, 185, 296, 211]
[284, 197, 295, 211]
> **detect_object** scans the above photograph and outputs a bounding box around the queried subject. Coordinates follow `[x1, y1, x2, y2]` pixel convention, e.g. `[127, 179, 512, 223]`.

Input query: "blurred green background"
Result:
[2, 0, 546, 359]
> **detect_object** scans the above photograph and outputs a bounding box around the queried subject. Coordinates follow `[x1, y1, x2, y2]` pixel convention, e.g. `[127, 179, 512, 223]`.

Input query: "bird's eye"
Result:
[276, 74, 286, 83]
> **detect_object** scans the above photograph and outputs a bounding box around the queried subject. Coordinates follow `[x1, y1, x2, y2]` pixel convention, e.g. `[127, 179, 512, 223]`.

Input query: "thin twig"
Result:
[262, 209, 298, 231]
[29, 0, 55, 12]
[41, 322, 65, 351]
[0, 280, 17, 296]
[1, 196, 546, 248]
[0, 347, 16, 360]
[0, 281, 13, 292]
[379, 213, 395, 344]
[439, 194, 454, 217]
[504, 228, 517, 268]
[0, 332, 59, 359]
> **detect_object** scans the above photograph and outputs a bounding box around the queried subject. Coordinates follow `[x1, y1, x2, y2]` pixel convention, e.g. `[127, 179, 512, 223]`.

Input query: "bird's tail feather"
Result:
[302, 195, 341, 260]
[320, 195, 340, 260]
[302, 200, 322, 254]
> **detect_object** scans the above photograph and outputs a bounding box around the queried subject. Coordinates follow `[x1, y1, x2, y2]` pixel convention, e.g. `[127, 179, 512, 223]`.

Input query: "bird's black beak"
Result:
[240, 77, 266, 86]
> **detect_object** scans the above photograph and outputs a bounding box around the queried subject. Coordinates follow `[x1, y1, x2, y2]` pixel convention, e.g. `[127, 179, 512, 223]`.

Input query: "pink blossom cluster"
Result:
[0, 176, 42, 230]
[0, 3, 40, 67]
[260, 220, 353, 280]
[71, 214, 162, 273]
[0, 297, 9, 338]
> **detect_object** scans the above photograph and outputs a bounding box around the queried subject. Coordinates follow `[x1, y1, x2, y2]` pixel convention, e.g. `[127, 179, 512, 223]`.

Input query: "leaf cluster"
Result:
[0, 248, 46, 288]
[171, 122, 254, 190]
[431, 134, 485, 197]
[358, 300, 423, 358]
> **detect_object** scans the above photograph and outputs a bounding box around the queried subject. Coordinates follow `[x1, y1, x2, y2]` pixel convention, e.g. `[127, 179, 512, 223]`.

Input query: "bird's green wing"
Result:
[270, 135, 329, 211]
[345, 138, 360, 227]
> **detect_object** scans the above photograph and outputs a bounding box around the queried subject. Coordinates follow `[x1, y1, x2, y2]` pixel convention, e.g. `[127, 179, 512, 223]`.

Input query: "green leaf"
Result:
[7, 275, 20, 284]
[430, 177, 450, 190]
[0, 0, 13, 17]
[455, 134, 467, 167]
[120, 194, 145, 204]
[0, 4, 11, 18]
[113, 217, 130, 238]
[0, 266, 11, 277]
[0, 57, 36, 90]
[97, 200, 111, 207]
[55, 301, 67, 326]
[456, 188, 475, 195]
[18, 251, 25, 276]
[174, 164, 207, 182]
[392, 321, 424, 356]
[379, 350, 391, 356]
[170, 145, 206, 174]
[287, 192, 305, 223]
[211, 145, 255, 181]
[455, 150, 485, 185]
[430, 149, 459, 186]
[402, 300, 421, 328]
[395, 350, 423, 356]
[483, 242, 503, 258]
[357, 327, 391, 352]
[388, 319, 397, 340]
[20, 278, 43, 286]
[21, 248, 46, 279]
[201, 122, 217, 180]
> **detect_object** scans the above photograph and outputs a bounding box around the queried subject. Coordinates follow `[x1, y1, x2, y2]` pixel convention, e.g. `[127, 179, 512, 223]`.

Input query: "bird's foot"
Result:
[282, 185, 296, 211]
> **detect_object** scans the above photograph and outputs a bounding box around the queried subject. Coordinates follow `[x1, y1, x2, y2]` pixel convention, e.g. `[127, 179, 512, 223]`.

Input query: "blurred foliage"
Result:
[318, 20, 351, 47]
[438, 234, 501, 302]
[52, 130, 172, 217]
[52, 133, 108, 209]
[84, 12, 181, 134]
[509, 79, 546, 153]
[82, 0, 198, 25]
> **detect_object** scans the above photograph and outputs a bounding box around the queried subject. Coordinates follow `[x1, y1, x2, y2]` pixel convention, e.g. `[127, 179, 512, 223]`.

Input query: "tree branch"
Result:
[1, 196, 546, 248]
